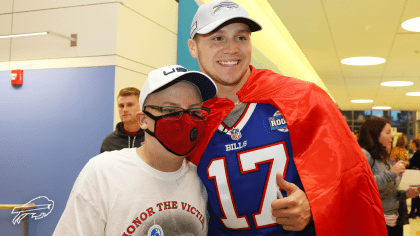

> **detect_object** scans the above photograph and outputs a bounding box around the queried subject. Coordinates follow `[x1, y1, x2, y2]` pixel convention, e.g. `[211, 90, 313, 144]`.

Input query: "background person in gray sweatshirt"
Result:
[101, 87, 144, 153]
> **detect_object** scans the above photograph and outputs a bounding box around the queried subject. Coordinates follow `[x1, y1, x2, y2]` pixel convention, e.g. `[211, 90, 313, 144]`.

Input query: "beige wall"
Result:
[0, 0, 179, 129]
[114, 0, 178, 127]
[0, 0, 119, 71]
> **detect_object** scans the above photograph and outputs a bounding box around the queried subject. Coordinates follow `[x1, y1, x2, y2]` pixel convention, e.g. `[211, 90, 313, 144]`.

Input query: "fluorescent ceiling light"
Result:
[373, 106, 391, 110]
[341, 57, 386, 66]
[0, 32, 48, 39]
[402, 17, 420, 32]
[381, 81, 414, 87]
[351, 99, 373, 103]
[0, 31, 75, 42]
[406, 92, 420, 96]
[0, 31, 77, 46]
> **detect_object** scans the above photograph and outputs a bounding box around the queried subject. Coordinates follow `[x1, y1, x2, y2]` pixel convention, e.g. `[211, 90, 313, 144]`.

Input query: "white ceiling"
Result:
[267, 0, 420, 111]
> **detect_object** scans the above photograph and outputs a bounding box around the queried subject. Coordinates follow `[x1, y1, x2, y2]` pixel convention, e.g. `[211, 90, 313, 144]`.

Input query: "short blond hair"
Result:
[117, 87, 140, 100]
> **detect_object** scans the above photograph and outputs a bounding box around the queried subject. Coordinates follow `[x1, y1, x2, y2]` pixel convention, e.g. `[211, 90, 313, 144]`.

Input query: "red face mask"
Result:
[143, 111, 206, 156]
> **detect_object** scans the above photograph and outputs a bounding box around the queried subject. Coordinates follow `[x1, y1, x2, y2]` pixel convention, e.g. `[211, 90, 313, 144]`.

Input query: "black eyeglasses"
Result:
[144, 105, 210, 121]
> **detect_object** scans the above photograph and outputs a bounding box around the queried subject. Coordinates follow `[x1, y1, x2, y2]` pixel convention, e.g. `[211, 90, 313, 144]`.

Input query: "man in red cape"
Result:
[187, 0, 387, 235]
[189, 66, 387, 235]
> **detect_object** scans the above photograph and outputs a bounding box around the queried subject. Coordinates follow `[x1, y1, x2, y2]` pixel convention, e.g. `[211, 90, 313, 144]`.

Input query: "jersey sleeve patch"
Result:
[268, 111, 288, 132]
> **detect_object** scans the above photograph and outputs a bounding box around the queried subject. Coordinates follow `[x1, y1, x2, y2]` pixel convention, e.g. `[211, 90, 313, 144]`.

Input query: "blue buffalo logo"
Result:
[12, 196, 54, 225]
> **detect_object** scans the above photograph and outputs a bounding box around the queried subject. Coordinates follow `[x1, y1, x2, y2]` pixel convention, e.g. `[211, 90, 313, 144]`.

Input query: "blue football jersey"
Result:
[197, 103, 306, 235]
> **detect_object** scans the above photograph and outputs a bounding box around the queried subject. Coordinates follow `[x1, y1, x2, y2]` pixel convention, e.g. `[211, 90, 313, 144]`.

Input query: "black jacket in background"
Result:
[100, 122, 144, 153]
[409, 150, 420, 170]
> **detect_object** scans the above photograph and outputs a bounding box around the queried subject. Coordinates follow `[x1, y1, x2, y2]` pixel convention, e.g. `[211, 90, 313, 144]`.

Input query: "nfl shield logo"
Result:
[230, 128, 242, 141]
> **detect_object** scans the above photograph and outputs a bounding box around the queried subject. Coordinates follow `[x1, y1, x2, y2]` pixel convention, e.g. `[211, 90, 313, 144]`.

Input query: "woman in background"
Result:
[390, 134, 409, 167]
[358, 117, 419, 236]
[408, 138, 420, 218]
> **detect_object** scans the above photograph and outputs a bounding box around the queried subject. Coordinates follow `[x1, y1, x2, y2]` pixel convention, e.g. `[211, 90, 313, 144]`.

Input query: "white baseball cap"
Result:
[190, 0, 262, 39]
[139, 65, 218, 109]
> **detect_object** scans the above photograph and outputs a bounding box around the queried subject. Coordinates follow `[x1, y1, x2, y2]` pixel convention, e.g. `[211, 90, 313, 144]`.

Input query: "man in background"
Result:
[100, 87, 144, 153]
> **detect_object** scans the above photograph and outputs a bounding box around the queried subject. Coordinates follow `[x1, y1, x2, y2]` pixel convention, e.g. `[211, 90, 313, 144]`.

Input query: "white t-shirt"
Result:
[53, 148, 208, 236]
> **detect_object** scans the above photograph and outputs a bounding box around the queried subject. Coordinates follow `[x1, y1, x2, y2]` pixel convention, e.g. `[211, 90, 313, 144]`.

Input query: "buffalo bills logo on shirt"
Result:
[268, 111, 288, 132]
[212, 1, 239, 15]
[230, 128, 242, 140]
[148, 224, 164, 236]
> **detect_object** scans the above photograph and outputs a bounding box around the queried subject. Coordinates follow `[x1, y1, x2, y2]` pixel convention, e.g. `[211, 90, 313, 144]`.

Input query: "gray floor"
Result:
[404, 198, 420, 236]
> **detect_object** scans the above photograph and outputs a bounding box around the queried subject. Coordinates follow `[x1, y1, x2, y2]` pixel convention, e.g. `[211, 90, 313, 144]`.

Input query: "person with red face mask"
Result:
[53, 65, 217, 236]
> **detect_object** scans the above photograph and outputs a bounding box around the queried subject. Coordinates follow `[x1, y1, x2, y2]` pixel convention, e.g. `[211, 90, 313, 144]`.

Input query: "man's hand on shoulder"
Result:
[271, 172, 312, 231]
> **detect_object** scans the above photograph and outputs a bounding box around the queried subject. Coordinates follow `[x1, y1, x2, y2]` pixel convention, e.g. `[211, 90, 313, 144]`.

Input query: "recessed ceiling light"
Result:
[406, 92, 420, 96]
[341, 57, 386, 66]
[351, 99, 373, 103]
[381, 81, 414, 87]
[372, 106, 391, 110]
[401, 17, 420, 32]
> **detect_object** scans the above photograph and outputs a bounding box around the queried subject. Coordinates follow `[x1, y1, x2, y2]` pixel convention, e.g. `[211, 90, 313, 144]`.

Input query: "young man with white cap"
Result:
[187, 0, 387, 235]
[53, 65, 217, 236]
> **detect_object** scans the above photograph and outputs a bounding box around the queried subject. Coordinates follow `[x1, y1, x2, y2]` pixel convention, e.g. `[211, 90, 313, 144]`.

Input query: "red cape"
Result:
[189, 66, 387, 235]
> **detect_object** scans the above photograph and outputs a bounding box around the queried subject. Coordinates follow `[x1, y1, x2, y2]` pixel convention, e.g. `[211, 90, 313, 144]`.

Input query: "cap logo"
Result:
[163, 67, 188, 76]
[212, 1, 239, 15]
[190, 22, 197, 38]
